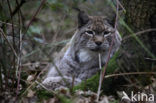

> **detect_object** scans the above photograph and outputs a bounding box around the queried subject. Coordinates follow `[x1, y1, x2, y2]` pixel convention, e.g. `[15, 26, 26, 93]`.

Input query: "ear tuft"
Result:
[74, 8, 89, 28]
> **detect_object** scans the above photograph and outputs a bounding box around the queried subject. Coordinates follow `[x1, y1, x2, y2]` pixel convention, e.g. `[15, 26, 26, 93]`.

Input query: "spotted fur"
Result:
[42, 10, 122, 90]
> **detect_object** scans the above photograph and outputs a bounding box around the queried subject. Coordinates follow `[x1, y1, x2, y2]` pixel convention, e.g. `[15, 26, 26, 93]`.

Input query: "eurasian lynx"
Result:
[42, 10, 122, 90]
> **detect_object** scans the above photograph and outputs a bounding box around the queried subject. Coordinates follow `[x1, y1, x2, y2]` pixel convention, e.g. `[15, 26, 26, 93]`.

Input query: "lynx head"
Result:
[72, 10, 120, 53]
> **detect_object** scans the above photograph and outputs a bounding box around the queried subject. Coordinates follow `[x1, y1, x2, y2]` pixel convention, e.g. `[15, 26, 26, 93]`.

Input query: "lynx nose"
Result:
[95, 41, 102, 46]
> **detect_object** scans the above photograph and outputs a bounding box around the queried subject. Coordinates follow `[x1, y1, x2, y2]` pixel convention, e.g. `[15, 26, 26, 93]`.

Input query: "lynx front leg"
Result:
[42, 77, 64, 90]
[42, 76, 81, 90]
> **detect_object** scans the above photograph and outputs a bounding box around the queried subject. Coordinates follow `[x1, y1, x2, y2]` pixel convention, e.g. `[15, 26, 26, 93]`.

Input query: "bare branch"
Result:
[24, 0, 47, 35]
[0, 21, 17, 27]
[16, 30, 23, 98]
[105, 72, 156, 78]
[96, 1, 120, 101]
[123, 28, 156, 40]
[0, 28, 18, 58]
[11, 0, 26, 17]
[117, 0, 126, 12]
[101, 0, 119, 82]
[35, 81, 56, 94]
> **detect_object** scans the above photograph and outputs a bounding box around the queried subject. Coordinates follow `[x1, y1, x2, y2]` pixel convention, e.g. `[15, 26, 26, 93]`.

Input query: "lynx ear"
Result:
[106, 14, 116, 27]
[77, 9, 89, 28]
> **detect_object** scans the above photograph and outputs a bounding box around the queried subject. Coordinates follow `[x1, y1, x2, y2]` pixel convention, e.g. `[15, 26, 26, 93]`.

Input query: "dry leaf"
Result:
[27, 75, 35, 83]
[27, 89, 35, 98]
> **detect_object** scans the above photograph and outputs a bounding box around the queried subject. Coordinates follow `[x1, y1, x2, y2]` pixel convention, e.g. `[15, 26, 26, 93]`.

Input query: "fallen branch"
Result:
[105, 72, 156, 78]
[123, 28, 156, 40]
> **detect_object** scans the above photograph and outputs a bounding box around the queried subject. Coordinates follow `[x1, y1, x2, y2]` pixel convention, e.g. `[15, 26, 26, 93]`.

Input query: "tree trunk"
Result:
[117, 0, 156, 90]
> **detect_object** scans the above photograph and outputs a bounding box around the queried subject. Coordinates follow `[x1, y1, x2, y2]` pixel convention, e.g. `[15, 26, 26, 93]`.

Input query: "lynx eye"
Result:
[85, 30, 94, 36]
[86, 31, 93, 34]
[104, 31, 110, 35]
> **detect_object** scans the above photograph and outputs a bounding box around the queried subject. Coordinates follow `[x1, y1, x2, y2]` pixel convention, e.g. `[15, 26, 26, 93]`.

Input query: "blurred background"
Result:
[0, 0, 156, 103]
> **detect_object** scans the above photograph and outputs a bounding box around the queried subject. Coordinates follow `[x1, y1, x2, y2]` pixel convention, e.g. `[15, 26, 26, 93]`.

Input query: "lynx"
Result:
[42, 10, 122, 90]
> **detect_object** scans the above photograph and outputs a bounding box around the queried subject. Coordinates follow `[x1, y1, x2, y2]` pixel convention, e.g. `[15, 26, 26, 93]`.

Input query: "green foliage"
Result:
[47, 0, 68, 12]
[58, 95, 73, 103]
[36, 89, 73, 103]
[107, 51, 119, 74]
[27, 25, 42, 35]
[36, 89, 54, 100]
[73, 73, 100, 92]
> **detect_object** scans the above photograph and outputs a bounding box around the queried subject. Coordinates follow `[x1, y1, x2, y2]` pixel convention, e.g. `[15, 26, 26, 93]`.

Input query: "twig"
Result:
[70, 75, 75, 94]
[16, 30, 23, 97]
[101, 0, 119, 82]
[24, 0, 47, 35]
[21, 82, 36, 96]
[15, 0, 46, 97]
[145, 57, 156, 61]
[0, 21, 17, 27]
[35, 81, 56, 94]
[123, 28, 156, 40]
[117, 0, 126, 13]
[99, 53, 102, 69]
[0, 28, 18, 58]
[15, 0, 26, 29]
[96, 0, 119, 101]
[37, 63, 50, 79]
[1, 0, 26, 28]
[96, 53, 102, 101]
[7, 0, 16, 93]
[105, 72, 156, 78]
[11, 0, 26, 17]
[15, 10, 22, 99]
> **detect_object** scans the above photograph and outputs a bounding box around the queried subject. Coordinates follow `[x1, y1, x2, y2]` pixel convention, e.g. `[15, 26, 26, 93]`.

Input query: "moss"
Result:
[73, 73, 100, 92]
[58, 95, 73, 103]
[106, 51, 119, 74]
[36, 89, 73, 103]
[36, 89, 54, 100]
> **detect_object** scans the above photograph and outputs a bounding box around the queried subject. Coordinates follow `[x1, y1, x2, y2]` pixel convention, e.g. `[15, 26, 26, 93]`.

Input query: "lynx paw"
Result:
[42, 77, 63, 90]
